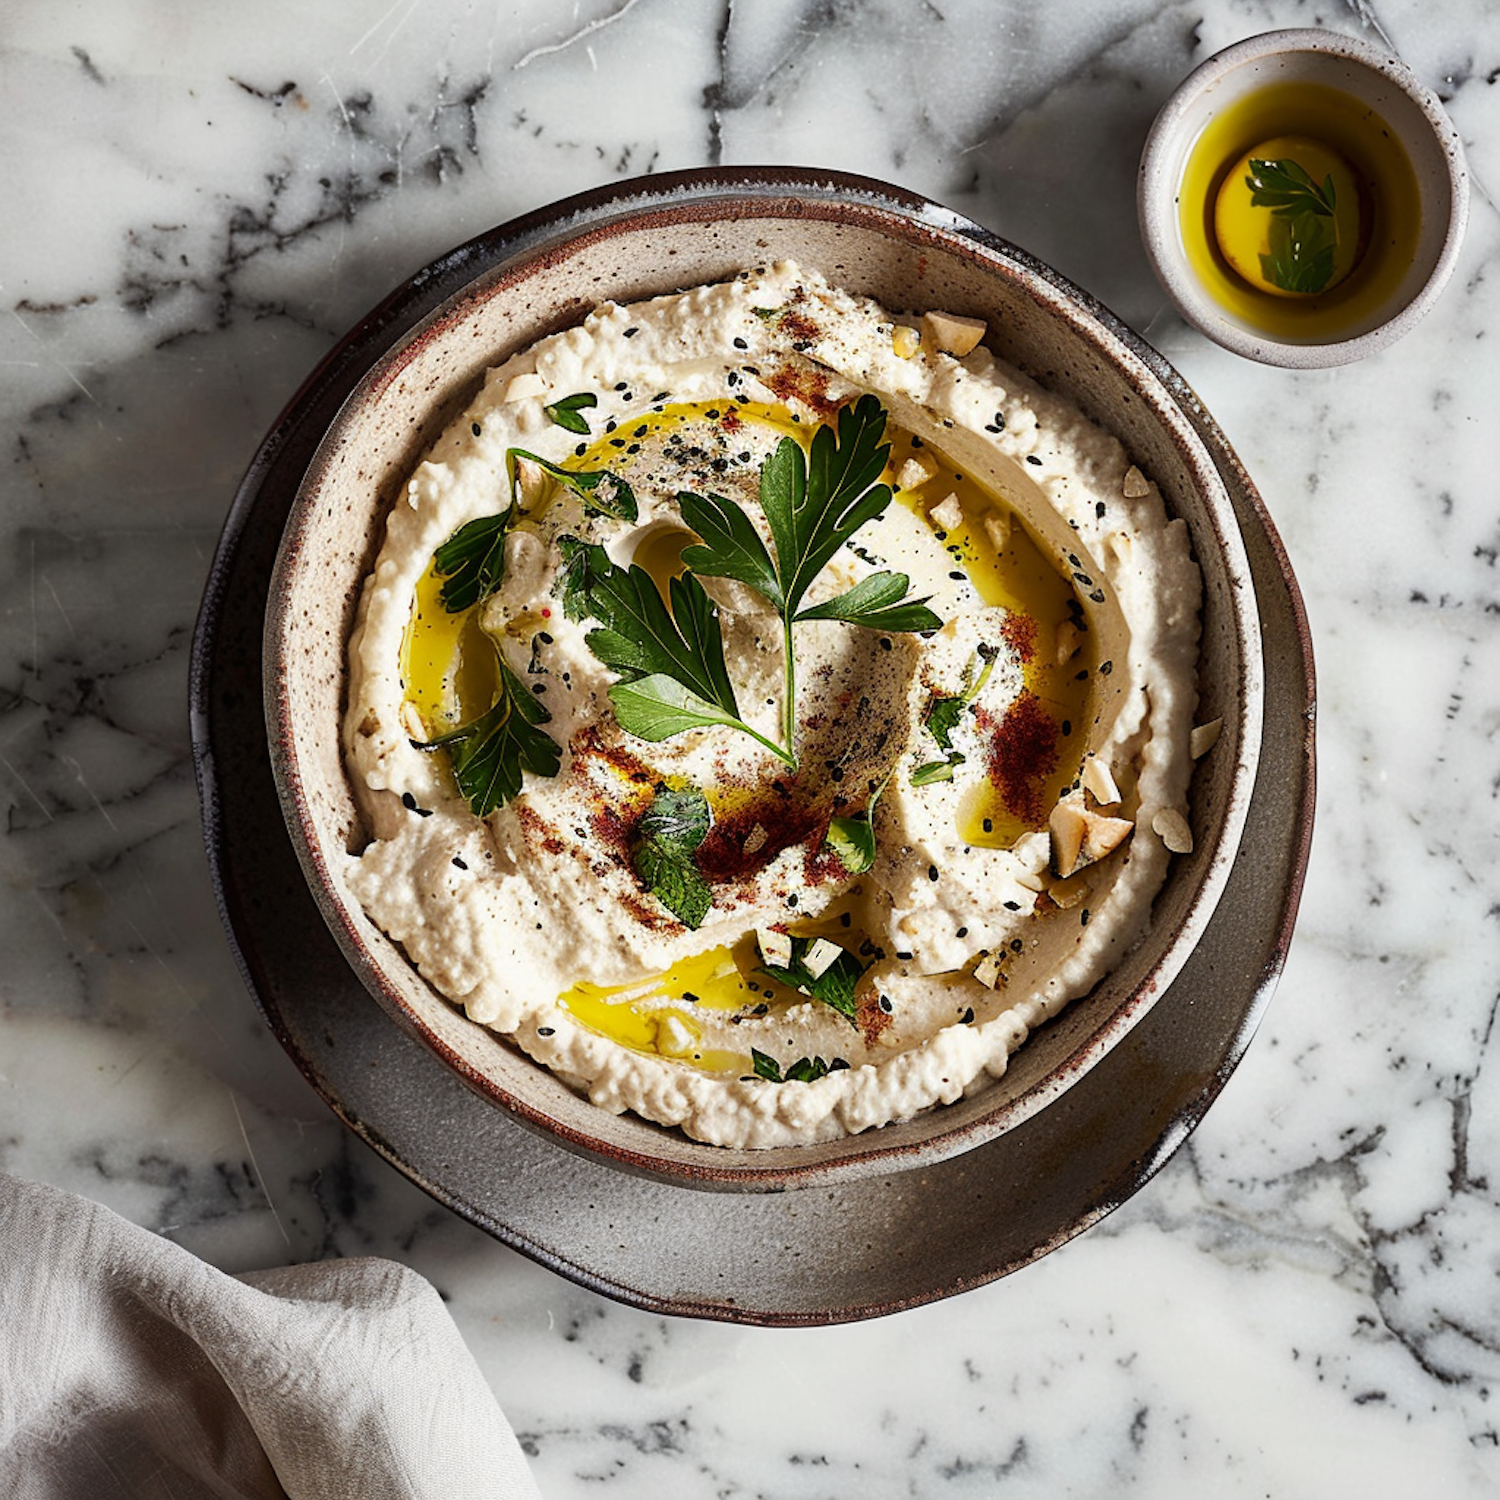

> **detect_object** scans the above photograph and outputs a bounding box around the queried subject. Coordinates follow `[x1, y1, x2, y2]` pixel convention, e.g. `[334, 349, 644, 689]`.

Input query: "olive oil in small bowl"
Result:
[1139, 30, 1468, 367]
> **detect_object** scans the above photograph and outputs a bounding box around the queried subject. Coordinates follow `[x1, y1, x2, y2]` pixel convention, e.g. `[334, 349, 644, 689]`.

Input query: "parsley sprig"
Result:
[751, 1049, 848, 1084]
[679, 394, 941, 761]
[413, 655, 561, 816]
[1246, 157, 1339, 295]
[561, 538, 794, 765]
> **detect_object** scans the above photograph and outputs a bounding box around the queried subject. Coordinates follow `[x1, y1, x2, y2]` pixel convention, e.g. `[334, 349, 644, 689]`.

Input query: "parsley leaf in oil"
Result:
[1246, 157, 1339, 296]
[414, 655, 562, 816]
[632, 785, 713, 929]
[910, 643, 999, 787]
[543, 391, 597, 434]
[433, 508, 518, 612]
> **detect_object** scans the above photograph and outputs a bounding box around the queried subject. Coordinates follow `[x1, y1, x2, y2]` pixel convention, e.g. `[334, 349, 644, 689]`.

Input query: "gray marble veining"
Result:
[3, 0, 1500, 1494]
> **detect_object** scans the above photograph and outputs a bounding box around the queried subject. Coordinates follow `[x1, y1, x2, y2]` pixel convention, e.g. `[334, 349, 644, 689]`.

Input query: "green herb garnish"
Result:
[756, 935, 865, 1022]
[909, 643, 999, 787]
[543, 391, 597, 434]
[678, 394, 941, 762]
[413, 655, 561, 816]
[751, 1050, 849, 1084]
[433, 508, 518, 612]
[631, 785, 713, 929]
[1246, 157, 1339, 295]
[506, 448, 638, 523]
[823, 771, 892, 875]
[569, 547, 794, 765]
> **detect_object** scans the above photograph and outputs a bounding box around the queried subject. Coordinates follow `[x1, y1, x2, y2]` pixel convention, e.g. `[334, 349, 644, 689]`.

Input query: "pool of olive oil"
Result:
[1180, 81, 1423, 338]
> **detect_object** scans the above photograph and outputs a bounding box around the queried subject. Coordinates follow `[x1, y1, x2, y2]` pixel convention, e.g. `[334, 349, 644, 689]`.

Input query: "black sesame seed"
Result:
[879, 995, 893, 1013]
[537, 1026, 555, 1036]
[956, 926, 969, 939]
[1062, 720, 1072, 735]
[1025, 454, 1042, 466]
[839, 912, 852, 927]
[1010, 939, 1024, 953]
[1004, 900, 1021, 911]
[682, 991, 700, 1003]
[879, 637, 893, 651]
[928, 865, 939, 881]
[896, 950, 914, 961]
[1080, 909, 1091, 926]
[452, 856, 468, 870]
[471, 421, 482, 437]
[614, 381, 627, 391]
[623, 326, 638, 338]
[982, 818, 994, 833]
[733, 336, 748, 349]
[961, 1007, 975, 1024]
[575, 442, 587, 456]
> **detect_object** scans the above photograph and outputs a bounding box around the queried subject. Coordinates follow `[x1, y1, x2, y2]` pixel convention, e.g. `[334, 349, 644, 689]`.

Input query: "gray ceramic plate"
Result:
[191, 169, 1314, 1324]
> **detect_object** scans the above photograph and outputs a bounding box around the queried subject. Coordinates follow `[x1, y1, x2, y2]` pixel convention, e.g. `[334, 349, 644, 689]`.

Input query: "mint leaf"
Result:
[632, 785, 712, 929]
[543, 391, 597, 434]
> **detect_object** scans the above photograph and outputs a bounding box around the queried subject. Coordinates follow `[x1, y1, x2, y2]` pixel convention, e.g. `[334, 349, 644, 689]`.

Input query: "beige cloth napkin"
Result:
[0, 1173, 543, 1499]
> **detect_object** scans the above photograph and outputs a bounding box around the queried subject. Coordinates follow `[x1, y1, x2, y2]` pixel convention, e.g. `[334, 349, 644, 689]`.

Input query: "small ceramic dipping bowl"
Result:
[1139, 29, 1469, 367]
[264, 169, 1267, 1192]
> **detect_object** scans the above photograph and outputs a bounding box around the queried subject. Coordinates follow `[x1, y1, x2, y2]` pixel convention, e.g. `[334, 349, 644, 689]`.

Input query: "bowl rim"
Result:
[262, 166, 1265, 1191]
[1138, 27, 1471, 369]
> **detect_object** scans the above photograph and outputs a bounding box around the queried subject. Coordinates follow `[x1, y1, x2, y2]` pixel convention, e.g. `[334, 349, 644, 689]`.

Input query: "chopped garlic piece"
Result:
[502, 372, 548, 403]
[399, 701, 425, 740]
[1107, 530, 1133, 565]
[1054, 619, 1083, 665]
[1123, 465, 1151, 498]
[897, 455, 934, 490]
[1190, 718, 1223, 758]
[1080, 755, 1121, 806]
[802, 938, 844, 978]
[973, 951, 1004, 989]
[922, 310, 986, 356]
[657, 1014, 697, 1057]
[1152, 807, 1194, 854]
[756, 927, 792, 968]
[892, 324, 921, 359]
[984, 512, 1012, 552]
[930, 492, 964, 531]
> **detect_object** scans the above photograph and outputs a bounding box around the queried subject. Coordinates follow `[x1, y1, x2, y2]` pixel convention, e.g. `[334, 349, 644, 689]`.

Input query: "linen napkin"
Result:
[0, 1173, 543, 1499]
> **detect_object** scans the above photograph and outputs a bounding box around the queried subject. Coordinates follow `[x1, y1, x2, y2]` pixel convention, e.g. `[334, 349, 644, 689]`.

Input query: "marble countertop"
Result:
[4, 1, 1499, 1493]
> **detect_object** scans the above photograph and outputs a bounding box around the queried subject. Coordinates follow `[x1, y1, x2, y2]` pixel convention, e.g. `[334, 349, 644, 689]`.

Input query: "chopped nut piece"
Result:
[1054, 619, 1083, 665]
[1151, 807, 1194, 854]
[502, 372, 548, 403]
[1049, 789, 1134, 878]
[743, 822, 768, 855]
[1080, 755, 1122, 806]
[1122, 464, 1152, 498]
[657, 1014, 697, 1057]
[892, 324, 921, 359]
[922, 310, 987, 357]
[802, 938, 843, 978]
[973, 951, 1004, 989]
[984, 512, 1012, 552]
[1044, 869, 1092, 909]
[930, 492, 964, 531]
[1190, 718, 1223, 758]
[1107, 530, 1133, 565]
[897, 455, 933, 490]
[756, 926, 792, 968]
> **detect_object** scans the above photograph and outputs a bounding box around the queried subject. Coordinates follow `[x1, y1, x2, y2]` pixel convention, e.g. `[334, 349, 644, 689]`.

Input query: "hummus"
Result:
[343, 263, 1203, 1148]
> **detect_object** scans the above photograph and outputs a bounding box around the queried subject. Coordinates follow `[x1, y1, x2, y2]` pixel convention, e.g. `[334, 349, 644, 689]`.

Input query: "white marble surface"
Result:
[4, 0, 1500, 1493]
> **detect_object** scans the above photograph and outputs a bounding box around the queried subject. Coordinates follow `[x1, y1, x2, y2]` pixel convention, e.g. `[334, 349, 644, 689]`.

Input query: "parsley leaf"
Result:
[1246, 157, 1339, 295]
[823, 771, 892, 875]
[632, 785, 713, 928]
[543, 391, 597, 434]
[570, 550, 794, 764]
[554, 534, 613, 622]
[679, 394, 941, 761]
[751, 1050, 848, 1084]
[506, 447, 639, 523]
[756, 936, 865, 1022]
[414, 655, 562, 815]
[910, 643, 999, 786]
[433, 509, 517, 612]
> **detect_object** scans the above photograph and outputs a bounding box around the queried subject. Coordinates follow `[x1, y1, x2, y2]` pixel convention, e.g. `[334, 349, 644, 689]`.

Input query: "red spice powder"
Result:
[1000, 612, 1038, 665]
[695, 786, 828, 886]
[977, 690, 1059, 827]
[764, 363, 835, 417]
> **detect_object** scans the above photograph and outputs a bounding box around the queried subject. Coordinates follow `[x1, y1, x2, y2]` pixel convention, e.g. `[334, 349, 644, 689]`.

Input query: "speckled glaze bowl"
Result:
[264, 169, 1265, 1192]
[1139, 29, 1469, 367]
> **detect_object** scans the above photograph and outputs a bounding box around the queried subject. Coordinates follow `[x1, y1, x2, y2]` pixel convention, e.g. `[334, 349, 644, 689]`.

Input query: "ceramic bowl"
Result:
[1139, 29, 1469, 367]
[264, 169, 1265, 1192]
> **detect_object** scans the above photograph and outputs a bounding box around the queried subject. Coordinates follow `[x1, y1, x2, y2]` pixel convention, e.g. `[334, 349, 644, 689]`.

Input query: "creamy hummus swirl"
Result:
[343, 263, 1201, 1147]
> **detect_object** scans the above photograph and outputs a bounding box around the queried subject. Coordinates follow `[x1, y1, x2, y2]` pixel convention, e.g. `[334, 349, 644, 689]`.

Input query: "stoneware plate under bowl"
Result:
[261, 169, 1265, 1194]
